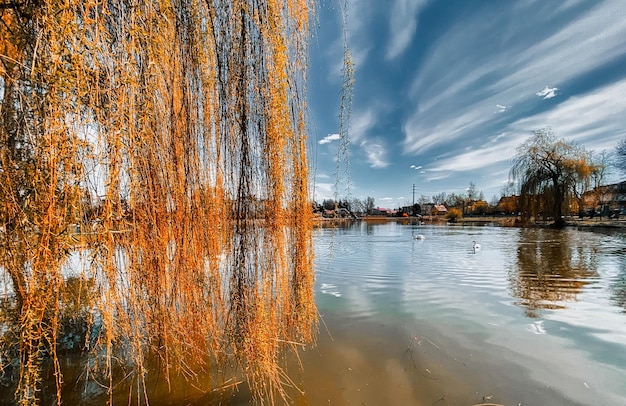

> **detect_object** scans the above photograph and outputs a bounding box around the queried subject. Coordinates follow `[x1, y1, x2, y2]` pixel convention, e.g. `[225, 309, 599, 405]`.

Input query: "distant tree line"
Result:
[315, 196, 375, 215]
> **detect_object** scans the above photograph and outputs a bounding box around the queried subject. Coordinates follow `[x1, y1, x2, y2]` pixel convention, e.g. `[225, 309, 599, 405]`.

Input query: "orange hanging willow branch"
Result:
[0, 0, 316, 404]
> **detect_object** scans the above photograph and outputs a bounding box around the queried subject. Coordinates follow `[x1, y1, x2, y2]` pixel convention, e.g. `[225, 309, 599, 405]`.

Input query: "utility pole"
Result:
[412, 183, 416, 206]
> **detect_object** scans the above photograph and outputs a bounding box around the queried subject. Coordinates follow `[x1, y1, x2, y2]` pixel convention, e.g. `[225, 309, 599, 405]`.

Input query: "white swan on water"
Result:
[472, 240, 481, 252]
[413, 234, 425, 240]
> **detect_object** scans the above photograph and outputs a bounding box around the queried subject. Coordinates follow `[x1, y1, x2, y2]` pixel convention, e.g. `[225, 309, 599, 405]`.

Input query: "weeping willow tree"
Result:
[510, 129, 594, 227]
[0, 0, 316, 404]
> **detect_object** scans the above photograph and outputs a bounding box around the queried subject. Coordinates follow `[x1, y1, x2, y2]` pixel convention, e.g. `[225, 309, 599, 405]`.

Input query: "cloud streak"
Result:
[508, 78, 626, 151]
[536, 86, 559, 99]
[403, 0, 626, 157]
[319, 133, 341, 144]
[360, 139, 389, 168]
[496, 104, 510, 113]
[386, 0, 429, 60]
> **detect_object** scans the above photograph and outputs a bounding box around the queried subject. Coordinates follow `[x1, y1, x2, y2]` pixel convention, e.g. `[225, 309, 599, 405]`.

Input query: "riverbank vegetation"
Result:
[0, 1, 316, 404]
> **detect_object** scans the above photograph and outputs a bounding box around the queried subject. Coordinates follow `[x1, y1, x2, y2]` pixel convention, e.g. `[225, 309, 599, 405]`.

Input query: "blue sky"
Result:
[307, 0, 626, 208]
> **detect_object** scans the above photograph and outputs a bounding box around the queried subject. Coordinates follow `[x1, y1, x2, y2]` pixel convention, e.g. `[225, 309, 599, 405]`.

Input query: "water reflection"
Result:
[611, 251, 626, 313]
[312, 222, 626, 404]
[509, 228, 600, 318]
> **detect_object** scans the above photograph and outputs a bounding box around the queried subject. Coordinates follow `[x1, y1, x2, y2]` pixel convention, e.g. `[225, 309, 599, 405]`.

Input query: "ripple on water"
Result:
[320, 283, 341, 297]
[313, 222, 626, 404]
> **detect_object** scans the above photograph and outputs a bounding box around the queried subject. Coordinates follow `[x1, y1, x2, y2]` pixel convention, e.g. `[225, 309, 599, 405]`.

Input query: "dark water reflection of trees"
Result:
[0, 274, 98, 403]
[610, 247, 626, 313]
[509, 228, 600, 318]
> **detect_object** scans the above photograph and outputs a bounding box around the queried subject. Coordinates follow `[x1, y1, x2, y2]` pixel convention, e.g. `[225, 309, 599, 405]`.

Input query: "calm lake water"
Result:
[2, 221, 625, 405]
[291, 221, 626, 406]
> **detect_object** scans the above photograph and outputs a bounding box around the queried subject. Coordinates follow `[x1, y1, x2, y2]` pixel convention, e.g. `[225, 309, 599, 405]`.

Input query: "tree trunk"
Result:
[553, 178, 565, 227]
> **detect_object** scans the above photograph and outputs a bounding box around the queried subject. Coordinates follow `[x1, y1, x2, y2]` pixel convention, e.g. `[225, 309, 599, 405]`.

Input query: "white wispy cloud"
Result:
[496, 104, 510, 113]
[420, 78, 626, 194]
[319, 133, 341, 144]
[507, 78, 626, 151]
[491, 132, 507, 143]
[326, 0, 375, 77]
[402, 0, 626, 157]
[313, 182, 334, 202]
[536, 86, 559, 99]
[347, 108, 392, 168]
[350, 108, 377, 142]
[360, 139, 389, 168]
[423, 172, 451, 182]
[386, 0, 429, 60]
[429, 139, 519, 173]
[410, 164, 423, 170]
[403, 107, 491, 154]
[426, 80, 626, 175]
[323, 1, 373, 82]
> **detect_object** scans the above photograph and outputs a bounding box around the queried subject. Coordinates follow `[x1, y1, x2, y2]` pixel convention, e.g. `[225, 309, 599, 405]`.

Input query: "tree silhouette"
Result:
[510, 129, 593, 227]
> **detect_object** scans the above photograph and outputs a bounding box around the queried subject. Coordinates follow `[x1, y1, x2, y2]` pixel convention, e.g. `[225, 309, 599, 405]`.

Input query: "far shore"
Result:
[313, 214, 626, 230]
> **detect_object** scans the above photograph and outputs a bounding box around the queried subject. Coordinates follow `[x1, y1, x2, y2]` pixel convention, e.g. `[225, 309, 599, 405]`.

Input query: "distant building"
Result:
[399, 204, 421, 217]
[323, 209, 335, 218]
[582, 180, 626, 214]
[496, 196, 519, 214]
[432, 204, 448, 215]
[371, 207, 388, 216]
[421, 203, 434, 216]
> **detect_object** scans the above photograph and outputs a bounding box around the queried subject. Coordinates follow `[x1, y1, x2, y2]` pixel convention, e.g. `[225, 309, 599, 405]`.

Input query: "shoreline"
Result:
[314, 215, 626, 230]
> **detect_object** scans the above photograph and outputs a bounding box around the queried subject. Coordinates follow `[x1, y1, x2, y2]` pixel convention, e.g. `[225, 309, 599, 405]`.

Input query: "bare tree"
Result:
[490, 194, 500, 208]
[500, 181, 516, 197]
[615, 139, 626, 175]
[365, 196, 376, 214]
[351, 197, 365, 214]
[467, 182, 479, 201]
[418, 194, 430, 206]
[432, 192, 446, 204]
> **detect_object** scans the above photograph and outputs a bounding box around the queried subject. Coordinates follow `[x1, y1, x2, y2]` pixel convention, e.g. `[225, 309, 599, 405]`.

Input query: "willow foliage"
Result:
[333, 0, 353, 204]
[0, 0, 316, 404]
[510, 129, 593, 227]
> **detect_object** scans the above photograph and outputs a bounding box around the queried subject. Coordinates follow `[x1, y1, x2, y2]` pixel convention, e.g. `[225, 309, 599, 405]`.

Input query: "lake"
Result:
[3, 221, 625, 405]
[276, 221, 626, 405]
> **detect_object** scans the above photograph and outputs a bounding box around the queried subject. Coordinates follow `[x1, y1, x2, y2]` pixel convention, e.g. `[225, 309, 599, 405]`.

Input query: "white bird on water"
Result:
[413, 234, 425, 240]
[472, 240, 481, 252]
